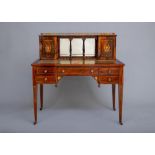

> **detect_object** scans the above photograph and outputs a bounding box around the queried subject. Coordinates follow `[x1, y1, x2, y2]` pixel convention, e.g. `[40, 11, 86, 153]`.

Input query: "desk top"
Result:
[32, 58, 124, 67]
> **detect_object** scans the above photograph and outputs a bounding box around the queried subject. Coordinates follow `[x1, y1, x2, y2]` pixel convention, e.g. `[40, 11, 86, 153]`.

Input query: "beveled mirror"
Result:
[85, 38, 95, 56]
[60, 38, 70, 56]
[59, 37, 96, 57]
[71, 38, 83, 56]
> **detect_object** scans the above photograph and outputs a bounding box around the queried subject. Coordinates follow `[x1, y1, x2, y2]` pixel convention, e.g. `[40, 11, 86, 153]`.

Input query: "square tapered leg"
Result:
[40, 84, 43, 111]
[33, 84, 38, 125]
[112, 84, 116, 111]
[118, 84, 123, 125]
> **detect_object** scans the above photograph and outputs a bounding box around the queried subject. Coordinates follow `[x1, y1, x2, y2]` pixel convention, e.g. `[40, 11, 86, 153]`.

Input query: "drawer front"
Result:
[35, 75, 56, 84]
[99, 76, 119, 84]
[36, 67, 56, 75]
[58, 67, 98, 76]
[99, 67, 119, 76]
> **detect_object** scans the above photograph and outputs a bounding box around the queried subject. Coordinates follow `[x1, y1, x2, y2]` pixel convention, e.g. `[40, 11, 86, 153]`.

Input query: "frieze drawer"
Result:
[99, 68, 119, 76]
[99, 76, 119, 84]
[58, 67, 98, 76]
[36, 67, 56, 75]
[35, 75, 56, 84]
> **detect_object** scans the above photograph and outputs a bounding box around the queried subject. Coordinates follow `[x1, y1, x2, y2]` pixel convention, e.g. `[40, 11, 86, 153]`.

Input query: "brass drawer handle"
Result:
[44, 77, 48, 81]
[91, 69, 94, 73]
[108, 70, 112, 74]
[108, 77, 112, 82]
[62, 70, 65, 73]
[44, 70, 47, 73]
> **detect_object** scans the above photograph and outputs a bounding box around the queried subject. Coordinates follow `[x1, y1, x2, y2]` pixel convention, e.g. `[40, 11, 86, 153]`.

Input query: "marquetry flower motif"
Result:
[104, 43, 111, 52]
[44, 40, 55, 55]
[45, 44, 51, 53]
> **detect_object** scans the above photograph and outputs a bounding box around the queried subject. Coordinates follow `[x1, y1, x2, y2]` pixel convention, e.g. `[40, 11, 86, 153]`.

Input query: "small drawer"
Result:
[35, 75, 56, 84]
[36, 67, 56, 75]
[99, 67, 119, 76]
[58, 67, 98, 76]
[99, 76, 119, 84]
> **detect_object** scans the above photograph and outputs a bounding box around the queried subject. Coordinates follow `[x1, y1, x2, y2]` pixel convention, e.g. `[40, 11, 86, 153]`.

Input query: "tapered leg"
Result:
[33, 84, 38, 125]
[40, 84, 43, 111]
[118, 84, 123, 125]
[112, 84, 116, 111]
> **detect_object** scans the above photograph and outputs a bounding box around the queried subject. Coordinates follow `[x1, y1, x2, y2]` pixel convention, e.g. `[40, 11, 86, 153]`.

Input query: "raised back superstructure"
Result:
[39, 33, 116, 60]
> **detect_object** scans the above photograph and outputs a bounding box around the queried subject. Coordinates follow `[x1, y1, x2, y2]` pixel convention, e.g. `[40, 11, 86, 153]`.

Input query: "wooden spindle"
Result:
[83, 38, 86, 59]
[69, 37, 72, 60]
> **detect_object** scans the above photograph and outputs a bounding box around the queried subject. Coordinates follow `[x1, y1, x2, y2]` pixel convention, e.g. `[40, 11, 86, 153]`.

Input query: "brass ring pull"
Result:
[44, 77, 47, 81]
[44, 70, 47, 73]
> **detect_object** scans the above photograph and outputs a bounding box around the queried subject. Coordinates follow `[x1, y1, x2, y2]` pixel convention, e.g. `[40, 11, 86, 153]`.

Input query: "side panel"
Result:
[40, 36, 58, 60]
[98, 36, 116, 60]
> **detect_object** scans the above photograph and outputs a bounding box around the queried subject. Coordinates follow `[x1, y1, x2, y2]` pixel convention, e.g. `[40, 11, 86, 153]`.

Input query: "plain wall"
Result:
[0, 22, 155, 132]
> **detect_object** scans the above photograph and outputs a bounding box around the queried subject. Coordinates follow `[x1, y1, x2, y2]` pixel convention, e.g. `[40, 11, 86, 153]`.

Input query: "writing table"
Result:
[31, 33, 125, 125]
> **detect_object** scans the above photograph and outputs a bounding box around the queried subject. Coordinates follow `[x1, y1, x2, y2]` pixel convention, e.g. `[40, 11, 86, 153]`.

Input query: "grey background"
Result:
[0, 22, 155, 132]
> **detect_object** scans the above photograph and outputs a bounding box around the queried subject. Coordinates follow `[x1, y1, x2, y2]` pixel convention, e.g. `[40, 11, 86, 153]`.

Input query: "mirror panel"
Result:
[71, 39, 83, 56]
[60, 38, 70, 56]
[60, 38, 96, 57]
[85, 38, 95, 56]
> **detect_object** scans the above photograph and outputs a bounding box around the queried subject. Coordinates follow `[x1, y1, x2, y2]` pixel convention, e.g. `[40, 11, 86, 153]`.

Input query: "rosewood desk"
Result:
[31, 33, 125, 125]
